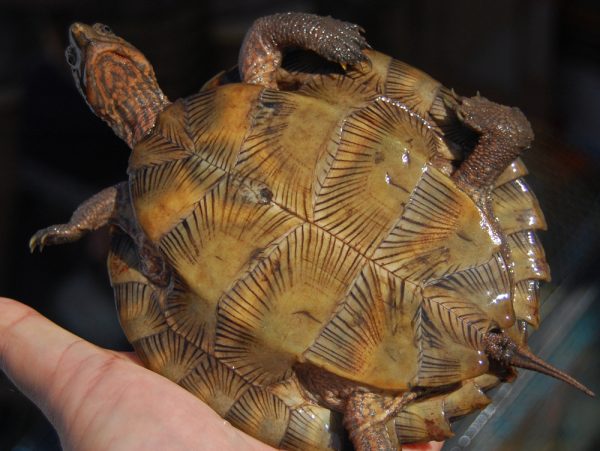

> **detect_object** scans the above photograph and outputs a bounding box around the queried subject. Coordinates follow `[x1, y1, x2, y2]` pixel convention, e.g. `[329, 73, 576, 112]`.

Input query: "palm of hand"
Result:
[0, 297, 443, 451]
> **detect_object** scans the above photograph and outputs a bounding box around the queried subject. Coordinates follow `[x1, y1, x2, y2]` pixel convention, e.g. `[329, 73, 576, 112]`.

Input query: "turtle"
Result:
[30, 12, 594, 451]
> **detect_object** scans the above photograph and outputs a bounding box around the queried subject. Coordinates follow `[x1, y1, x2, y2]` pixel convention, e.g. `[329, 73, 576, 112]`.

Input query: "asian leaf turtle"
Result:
[30, 12, 594, 450]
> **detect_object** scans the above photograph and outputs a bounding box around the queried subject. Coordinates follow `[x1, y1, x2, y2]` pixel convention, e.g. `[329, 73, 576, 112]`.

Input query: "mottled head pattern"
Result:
[66, 23, 169, 148]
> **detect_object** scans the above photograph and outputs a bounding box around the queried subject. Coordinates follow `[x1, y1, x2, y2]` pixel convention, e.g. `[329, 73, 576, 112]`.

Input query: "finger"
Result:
[404, 441, 445, 451]
[0, 297, 102, 412]
[111, 350, 143, 365]
[0, 298, 272, 450]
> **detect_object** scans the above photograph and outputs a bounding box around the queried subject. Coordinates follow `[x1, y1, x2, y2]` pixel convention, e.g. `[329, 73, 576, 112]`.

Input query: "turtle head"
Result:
[66, 23, 170, 148]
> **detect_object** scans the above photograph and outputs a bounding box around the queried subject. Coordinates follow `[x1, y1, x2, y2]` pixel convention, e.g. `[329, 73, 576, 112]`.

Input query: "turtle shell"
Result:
[108, 49, 549, 448]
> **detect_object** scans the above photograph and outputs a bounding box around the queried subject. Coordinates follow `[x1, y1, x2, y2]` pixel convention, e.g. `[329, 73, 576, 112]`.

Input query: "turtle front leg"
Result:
[344, 391, 416, 451]
[240, 12, 369, 87]
[29, 183, 124, 250]
[30, 182, 169, 286]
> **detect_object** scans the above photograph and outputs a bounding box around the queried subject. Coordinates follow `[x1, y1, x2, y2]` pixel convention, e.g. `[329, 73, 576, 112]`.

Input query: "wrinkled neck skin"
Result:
[84, 51, 170, 148]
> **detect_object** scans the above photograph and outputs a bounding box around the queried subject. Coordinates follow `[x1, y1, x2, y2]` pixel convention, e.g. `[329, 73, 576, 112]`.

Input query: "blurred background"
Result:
[0, 0, 598, 450]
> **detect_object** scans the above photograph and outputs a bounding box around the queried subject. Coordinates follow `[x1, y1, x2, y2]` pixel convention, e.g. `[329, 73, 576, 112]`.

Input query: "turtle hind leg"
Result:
[344, 391, 415, 451]
[239, 12, 370, 88]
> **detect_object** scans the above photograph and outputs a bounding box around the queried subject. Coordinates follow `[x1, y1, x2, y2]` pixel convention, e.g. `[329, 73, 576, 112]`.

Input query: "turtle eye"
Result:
[94, 23, 113, 35]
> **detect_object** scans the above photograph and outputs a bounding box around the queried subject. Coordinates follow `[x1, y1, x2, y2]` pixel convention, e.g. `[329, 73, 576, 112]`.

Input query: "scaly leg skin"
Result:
[29, 184, 122, 250]
[239, 12, 370, 88]
[451, 95, 534, 200]
[30, 182, 169, 286]
[344, 391, 416, 451]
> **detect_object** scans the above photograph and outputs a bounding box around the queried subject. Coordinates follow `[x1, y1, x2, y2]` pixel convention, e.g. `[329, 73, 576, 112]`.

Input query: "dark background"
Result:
[0, 0, 598, 450]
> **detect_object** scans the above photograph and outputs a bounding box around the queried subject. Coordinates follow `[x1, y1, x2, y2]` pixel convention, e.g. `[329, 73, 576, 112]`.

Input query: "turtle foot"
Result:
[29, 184, 122, 253]
[452, 95, 535, 193]
[455, 95, 533, 148]
[29, 224, 83, 252]
[240, 12, 370, 88]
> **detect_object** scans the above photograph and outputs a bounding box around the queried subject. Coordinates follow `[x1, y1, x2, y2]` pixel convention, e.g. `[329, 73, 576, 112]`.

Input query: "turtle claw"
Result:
[324, 20, 369, 67]
[29, 231, 46, 253]
[439, 88, 461, 111]
[29, 226, 64, 253]
[28, 224, 83, 253]
[347, 57, 372, 76]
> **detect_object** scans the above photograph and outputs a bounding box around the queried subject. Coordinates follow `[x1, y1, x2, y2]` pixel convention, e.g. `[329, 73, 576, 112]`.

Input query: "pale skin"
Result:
[0, 297, 444, 451]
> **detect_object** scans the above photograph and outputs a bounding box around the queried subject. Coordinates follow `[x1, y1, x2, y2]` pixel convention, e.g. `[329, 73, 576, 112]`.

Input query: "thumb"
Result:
[0, 297, 112, 421]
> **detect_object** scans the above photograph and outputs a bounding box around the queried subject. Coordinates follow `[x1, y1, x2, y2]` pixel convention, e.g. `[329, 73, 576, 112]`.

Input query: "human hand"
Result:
[0, 297, 443, 451]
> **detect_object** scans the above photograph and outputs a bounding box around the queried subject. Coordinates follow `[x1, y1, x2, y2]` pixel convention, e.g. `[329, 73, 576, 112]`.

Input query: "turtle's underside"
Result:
[30, 13, 593, 451]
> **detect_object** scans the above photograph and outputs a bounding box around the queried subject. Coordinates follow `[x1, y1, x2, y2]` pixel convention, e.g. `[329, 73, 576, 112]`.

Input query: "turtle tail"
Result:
[484, 332, 595, 397]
